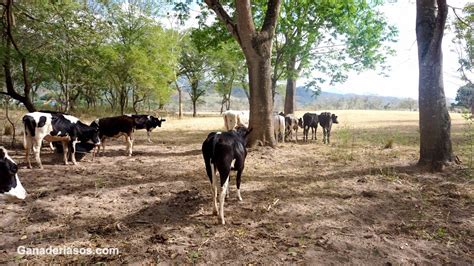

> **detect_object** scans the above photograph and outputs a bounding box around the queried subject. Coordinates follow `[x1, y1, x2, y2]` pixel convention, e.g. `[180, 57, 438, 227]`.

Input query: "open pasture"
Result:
[0, 110, 473, 264]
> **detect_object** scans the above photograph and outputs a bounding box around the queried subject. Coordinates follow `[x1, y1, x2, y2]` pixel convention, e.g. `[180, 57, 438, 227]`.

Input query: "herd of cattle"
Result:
[1, 109, 338, 225]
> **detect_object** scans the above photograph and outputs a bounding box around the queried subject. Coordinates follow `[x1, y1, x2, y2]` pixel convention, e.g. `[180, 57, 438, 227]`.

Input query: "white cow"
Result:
[223, 110, 249, 131]
[273, 114, 286, 143]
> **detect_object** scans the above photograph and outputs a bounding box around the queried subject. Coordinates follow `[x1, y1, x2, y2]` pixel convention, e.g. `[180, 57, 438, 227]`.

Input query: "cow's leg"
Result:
[235, 160, 244, 201]
[125, 135, 133, 156]
[147, 130, 153, 143]
[25, 136, 33, 169]
[219, 174, 230, 225]
[211, 163, 218, 215]
[327, 129, 331, 144]
[49, 142, 55, 152]
[71, 139, 78, 165]
[33, 140, 43, 169]
[61, 141, 69, 165]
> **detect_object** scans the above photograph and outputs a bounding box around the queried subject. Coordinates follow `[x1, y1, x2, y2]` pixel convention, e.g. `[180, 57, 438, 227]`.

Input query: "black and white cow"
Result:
[23, 112, 101, 169]
[284, 114, 299, 142]
[299, 113, 319, 142]
[318, 112, 339, 144]
[127, 114, 166, 143]
[0, 147, 26, 200]
[202, 126, 252, 225]
[91, 115, 136, 156]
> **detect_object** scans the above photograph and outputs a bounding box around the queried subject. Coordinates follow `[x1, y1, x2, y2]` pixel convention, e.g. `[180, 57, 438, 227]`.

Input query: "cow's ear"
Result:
[0, 148, 5, 160]
[161, 119, 166, 122]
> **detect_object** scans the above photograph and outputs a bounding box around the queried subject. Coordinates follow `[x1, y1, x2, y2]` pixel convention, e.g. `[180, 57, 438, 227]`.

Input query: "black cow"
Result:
[91, 115, 136, 156]
[128, 114, 166, 143]
[23, 112, 101, 169]
[318, 112, 339, 144]
[0, 147, 26, 200]
[202, 126, 252, 225]
[298, 113, 319, 142]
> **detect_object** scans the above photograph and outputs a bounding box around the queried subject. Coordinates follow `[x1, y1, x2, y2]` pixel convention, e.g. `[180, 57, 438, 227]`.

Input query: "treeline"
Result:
[0, 2, 180, 114]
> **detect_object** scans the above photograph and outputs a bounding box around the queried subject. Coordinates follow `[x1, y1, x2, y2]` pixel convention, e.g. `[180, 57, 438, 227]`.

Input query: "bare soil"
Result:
[0, 112, 473, 264]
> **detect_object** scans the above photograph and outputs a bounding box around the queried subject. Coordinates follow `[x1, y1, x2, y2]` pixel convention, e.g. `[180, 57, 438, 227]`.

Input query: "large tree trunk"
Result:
[284, 56, 298, 115]
[246, 56, 275, 147]
[416, 0, 452, 170]
[205, 0, 281, 147]
[192, 100, 197, 117]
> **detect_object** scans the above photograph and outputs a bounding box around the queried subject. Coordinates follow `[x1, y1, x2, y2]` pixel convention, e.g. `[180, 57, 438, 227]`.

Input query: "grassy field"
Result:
[0, 110, 473, 264]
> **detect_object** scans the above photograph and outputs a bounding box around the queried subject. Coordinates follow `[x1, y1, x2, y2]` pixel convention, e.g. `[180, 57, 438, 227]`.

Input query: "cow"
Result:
[318, 112, 339, 144]
[91, 115, 135, 156]
[23, 112, 101, 169]
[127, 114, 166, 143]
[273, 114, 285, 143]
[0, 147, 26, 200]
[202, 126, 252, 225]
[284, 114, 299, 142]
[223, 110, 249, 131]
[299, 113, 319, 142]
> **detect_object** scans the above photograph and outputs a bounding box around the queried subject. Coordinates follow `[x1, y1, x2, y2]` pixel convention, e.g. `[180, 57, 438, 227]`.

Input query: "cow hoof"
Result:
[221, 220, 225, 225]
[212, 210, 218, 215]
[238, 197, 243, 201]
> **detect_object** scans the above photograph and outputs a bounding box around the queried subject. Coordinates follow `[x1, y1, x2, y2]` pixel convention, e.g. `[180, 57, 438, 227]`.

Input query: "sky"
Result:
[165, 0, 472, 100]
[325, 0, 472, 100]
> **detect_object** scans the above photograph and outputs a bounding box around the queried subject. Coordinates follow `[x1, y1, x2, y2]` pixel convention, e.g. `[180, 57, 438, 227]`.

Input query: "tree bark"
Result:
[416, 0, 452, 170]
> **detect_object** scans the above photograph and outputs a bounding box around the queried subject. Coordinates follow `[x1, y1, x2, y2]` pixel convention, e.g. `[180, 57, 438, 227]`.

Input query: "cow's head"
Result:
[0, 147, 26, 200]
[151, 116, 166, 128]
[331, 114, 339, 124]
[298, 118, 303, 128]
[89, 123, 101, 145]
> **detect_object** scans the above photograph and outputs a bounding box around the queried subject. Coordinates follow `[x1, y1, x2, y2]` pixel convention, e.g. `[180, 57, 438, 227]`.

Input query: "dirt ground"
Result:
[0, 110, 473, 264]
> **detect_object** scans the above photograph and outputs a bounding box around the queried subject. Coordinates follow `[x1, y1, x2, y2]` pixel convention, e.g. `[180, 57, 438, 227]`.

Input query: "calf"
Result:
[284, 114, 299, 142]
[318, 112, 339, 144]
[127, 114, 166, 143]
[273, 114, 285, 143]
[202, 126, 252, 225]
[299, 113, 319, 142]
[223, 110, 249, 131]
[23, 112, 101, 169]
[0, 147, 26, 200]
[91, 115, 135, 156]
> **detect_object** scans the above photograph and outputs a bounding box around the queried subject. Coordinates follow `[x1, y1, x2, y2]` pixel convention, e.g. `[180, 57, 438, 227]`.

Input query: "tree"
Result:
[416, 0, 453, 170]
[455, 83, 474, 114]
[204, 0, 281, 147]
[177, 37, 208, 117]
[207, 41, 245, 113]
[0, 0, 37, 112]
[275, 0, 397, 114]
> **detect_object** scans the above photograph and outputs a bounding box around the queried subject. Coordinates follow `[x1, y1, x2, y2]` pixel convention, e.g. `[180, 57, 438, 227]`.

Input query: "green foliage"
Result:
[455, 83, 474, 109]
[275, 0, 398, 91]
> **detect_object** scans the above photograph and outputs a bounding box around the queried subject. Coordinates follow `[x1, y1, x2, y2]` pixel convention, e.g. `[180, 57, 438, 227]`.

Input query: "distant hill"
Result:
[169, 86, 424, 112]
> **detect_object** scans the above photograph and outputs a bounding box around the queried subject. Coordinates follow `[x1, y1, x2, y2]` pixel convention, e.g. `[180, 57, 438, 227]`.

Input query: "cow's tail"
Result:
[210, 133, 220, 165]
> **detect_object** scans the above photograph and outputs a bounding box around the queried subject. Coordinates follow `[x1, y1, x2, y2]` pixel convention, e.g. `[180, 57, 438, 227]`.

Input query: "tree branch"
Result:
[204, 0, 241, 45]
[261, 0, 282, 34]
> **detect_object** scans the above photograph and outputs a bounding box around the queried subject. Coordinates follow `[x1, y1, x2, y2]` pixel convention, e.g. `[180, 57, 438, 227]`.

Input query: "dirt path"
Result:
[0, 116, 473, 264]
